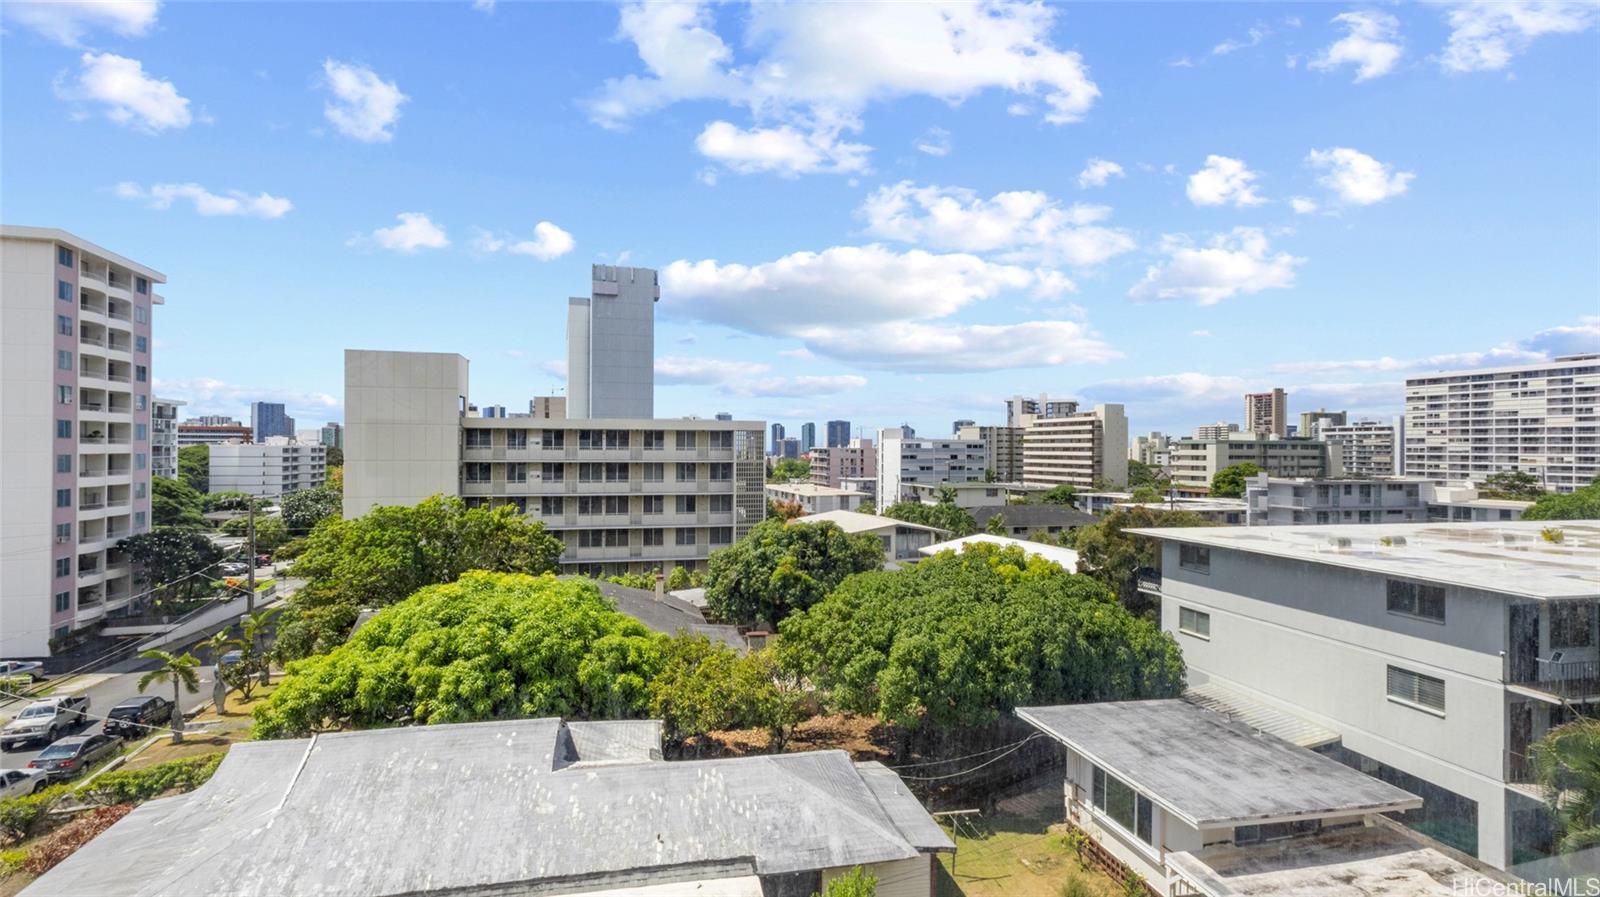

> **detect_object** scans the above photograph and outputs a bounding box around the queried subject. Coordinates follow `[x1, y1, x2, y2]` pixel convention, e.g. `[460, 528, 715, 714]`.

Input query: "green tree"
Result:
[768, 458, 811, 482]
[198, 630, 244, 710]
[220, 514, 289, 551]
[985, 513, 1008, 535]
[704, 517, 884, 627]
[1522, 479, 1600, 520]
[1072, 506, 1218, 617]
[253, 573, 664, 738]
[882, 500, 976, 537]
[151, 476, 206, 529]
[648, 635, 804, 748]
[177, 444, 209, 494]
[1481, 470, 1544, 500]
[137, 650, 200, 743]
[1040, 484, 1078, 505]
[119, 529, 226, 606]
[324, 445, 344, 467]
[667, 565, 694, 590]
[204, 490, 259, 513]
[1531, 717, 1600, 853]
[1209, 463, 1261, 498]
[277, 495, 565, 658]
[778, 543, 1184, 729]
[817, 867, 877, 897]
[279, 486, 342, 533]
[1126, 460, 1159, 489]
[857, 501, 875, 515]
[1129, 484, 1164, 504]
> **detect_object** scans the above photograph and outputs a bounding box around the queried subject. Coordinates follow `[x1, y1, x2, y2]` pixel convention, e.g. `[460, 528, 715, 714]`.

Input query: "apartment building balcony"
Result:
[1135, 568, 1162, 596]
[1510, 658, 1600, 702]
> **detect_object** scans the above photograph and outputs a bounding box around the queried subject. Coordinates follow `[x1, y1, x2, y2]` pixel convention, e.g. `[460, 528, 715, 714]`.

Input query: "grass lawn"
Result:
[120, 680, 275, 769]
[935, 811, 1124, 897]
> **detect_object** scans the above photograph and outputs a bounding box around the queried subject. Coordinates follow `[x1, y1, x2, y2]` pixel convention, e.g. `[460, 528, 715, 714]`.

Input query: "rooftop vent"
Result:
[1328, 536, 1353, 550]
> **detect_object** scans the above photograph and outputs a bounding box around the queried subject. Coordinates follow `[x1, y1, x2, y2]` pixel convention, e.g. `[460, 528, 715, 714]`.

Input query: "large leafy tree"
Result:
[1521, 478, 1600, 520]
[881, 500, 976, 537]
[1072, 506, 1218, 617]
[1209, 462, 1261, 498]
[768, 457, 811, 482]
[278, 486, 342, 533]
[1481, 470, 1544, 500]
[1040, 484, 1078, 505]
[1126, 460, 1159, 489]
[220, 514, 289, 551]
[252, 573, 664, 738]
[778, 543, 1184, 729]
[151, 476, 206, 529]
[1531, 717, 1600, 854]
[177, 444, 209, 494]
[647, 635, 804, 748]
[276, 495, 565, 657]
[704, 517, 884, 627]
[119, 528, 227, 605]
[324, 446, 344, 467]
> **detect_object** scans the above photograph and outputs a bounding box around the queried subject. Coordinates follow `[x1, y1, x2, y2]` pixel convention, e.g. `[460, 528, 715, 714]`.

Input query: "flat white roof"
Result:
[1116, 499, 1247, 513]
[0, 225, 167, 282]
[1404, 353, 1597, 380]
[765, 483, 866, 498]
[795, 509, 947, 536]
[1128, 521, 1600, 601]
[919, 534, 1079, 570]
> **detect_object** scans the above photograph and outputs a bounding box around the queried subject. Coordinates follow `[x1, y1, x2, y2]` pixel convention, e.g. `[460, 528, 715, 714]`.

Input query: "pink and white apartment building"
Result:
[2, 227, 164, 657]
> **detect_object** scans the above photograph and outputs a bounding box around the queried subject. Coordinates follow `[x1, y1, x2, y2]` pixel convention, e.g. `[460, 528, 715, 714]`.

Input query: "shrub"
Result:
[81, 754, 223, 806]
[0, 784, 71, 846]
[1059, 878, 1091, 897]
[22, 805, 133, 874]
[1122, 870, 1147, 897]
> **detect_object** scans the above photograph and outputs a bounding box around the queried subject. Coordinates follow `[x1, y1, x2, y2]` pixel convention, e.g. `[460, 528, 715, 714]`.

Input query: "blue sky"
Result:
[3, 1, 1597, 438]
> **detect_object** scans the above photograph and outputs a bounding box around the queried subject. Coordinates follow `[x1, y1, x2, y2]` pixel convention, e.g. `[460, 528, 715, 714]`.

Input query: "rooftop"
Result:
[1115, 498, 1248, 514]
[764, 483, 868, 498]
[1127, 521, 1600, 601]
[24, 719, 950, 897]
[576, 578, 745, 650]
[0, 225, 168, 282]
[1016, 700, 1420, 828]
[919, 534, 1080, 570]
[794, 509, 948, 536]
[967, 503, 1097, 528]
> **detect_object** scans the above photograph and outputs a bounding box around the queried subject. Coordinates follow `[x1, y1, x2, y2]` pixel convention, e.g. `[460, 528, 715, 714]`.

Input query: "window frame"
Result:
[1178, 543, 1210, 574]
[1178, 606, 1211, 639]
[1385, 579, 1446, 624]
[1386, 665, 1446, 715]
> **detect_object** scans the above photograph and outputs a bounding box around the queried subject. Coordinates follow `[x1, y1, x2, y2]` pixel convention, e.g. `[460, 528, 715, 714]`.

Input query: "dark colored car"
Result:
[103, 695, 174, 738]
[27, 733, 122, 781]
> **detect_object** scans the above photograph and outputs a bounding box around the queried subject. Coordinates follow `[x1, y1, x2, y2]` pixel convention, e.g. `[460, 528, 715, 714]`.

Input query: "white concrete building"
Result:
[904, 480, 1045, 509]
[1404, 354, 1598, 493]
[764, 483, 866, 515]
[1167, 433, 1342, 491]
[152, 397, 183, 480]
[209, 439, 327, 498]
[177, 420, 252, 445]
[957, 424, 1025, 482]
[1193, 422, 1239, 441]
[793, 510, 946, 563]
[1244, 475, 1531, 526]
[567, 265, 657, 420]
[1, 227, 162, 656]
[919, 534, 1078, 570]
[1131, 521, 1600, 870]
[1321, 418, 1402, 477]
[875, 430, 987, 504]
[1021, 404, 1129, 490]
[808, 437, 875, 489]
[1129, 431, 1170, 467]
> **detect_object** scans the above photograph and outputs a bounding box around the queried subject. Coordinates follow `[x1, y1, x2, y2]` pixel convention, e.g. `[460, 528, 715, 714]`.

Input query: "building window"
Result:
[135, 482, 146, 499]
[464, 462, 491, 483]
[135, 423, 147, 440]
[708, 463, 732, 481]
[56, 454, 72, 473]
[1235, 820, 1320, 845]
[55, 591, 71, 613]
[642, 463, 663, 482]
[136, 335, 148, 353]
[1387, 665, 1446, 714]
[540, 497, 564, 515]
[676, 528, 696, 546]
[135, 453, 146, 470]
[1178, 543, 1210, 574]
[577, 529, 627, 548]
[136, 276, 149, 294]
[135, 394, 146, 411]
[58, 280, 72, 301]
[506, 463, 527, 483]
[57, 349, 72, 371]
[642, 528, 664, 547]
[1386, 580, 1445, 623]
[1551, 602, 1595, 649]
[55, 523, 71, 543]
[465, 429, 492, 448]
[675, 495, 697, 514]
[136, 365, 147, 382]
[643, 495, 664, 514]
[708, 431, 732, 450]
[1090, 765, 1153, 846]
[1178, 606, 1210, 638]
[58, 246, 74, 267]
[506, 429, 527, 449]
[57, 314, 73, 335]
[541, 463, 564, 482]
[134, 511, 146, 529]
[56, 488, 71, 508]
[57, 419, 72, 439]
[640, 430, 665, 450]
[55, 557, 71, 578]
[134, 306, 147, 324]
[709, 494, 732, 513]
[676, 463, 697, 481]
[709, 527, 733, 545]
[676, 431, 696, 450]
[57, 386, 73, 406]
[541, 430, 565, 449]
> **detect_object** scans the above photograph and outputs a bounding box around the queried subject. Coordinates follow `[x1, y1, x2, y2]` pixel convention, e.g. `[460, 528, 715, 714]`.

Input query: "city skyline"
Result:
[2, 2, 1596, 435]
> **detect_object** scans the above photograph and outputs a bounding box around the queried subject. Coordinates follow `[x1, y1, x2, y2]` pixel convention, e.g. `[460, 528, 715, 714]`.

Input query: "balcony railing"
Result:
[1511, 658, 1600, 700]
[1136, 569, 1162, 594]
[79, 334, 105, 347]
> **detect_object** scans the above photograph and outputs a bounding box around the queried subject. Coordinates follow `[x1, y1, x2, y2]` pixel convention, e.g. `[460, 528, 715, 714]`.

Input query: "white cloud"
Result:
[695, 120, 869, 176]
[1213, 26, 1269, 56]
[321, 59, 407, 143]
[1186, 155, 1265, 207]
[540, 359, 569, 379]
[472, 0, 495, 12]
[4, 0, 158, 46]
[1083, 372, 1249, 405]
[859, 181, 1134, 267]
[914, 126, 951, 157]
[360, 213, 450, 253]
[1308, 11, 1403, 82]
[1306, 147, 1414, 205]
[1128, 227, 1303, 305]
[1289, 196, 1320, 215]
[656, 356, 867, 397]
[1271, 317, 1600, 373]
[655, 356, 769, 385]
[1438, 1, 1597, 73]
[1191, 329, 1214, 338]
[473, 221, 575, 260]
[1077, 158, 1125, 189]
[114, 182, 292, 219]
[59, 52, 190, 133]
[153, 377, 340, 423]
[793, 319, 1120, 372]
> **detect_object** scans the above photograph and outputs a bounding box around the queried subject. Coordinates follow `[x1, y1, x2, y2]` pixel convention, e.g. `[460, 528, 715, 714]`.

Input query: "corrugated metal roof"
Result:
[23, 719, 944, 897]
[1183, 680, 1339, 749]
[856, 762, 955, 853]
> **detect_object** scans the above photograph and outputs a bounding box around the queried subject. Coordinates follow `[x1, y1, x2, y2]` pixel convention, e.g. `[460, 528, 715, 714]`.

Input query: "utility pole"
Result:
[245, 497, 257, 615]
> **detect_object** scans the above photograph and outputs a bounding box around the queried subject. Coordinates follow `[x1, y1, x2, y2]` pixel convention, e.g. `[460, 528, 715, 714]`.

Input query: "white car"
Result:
[0, 768, 48, 799]
[0, 660, 45, 682]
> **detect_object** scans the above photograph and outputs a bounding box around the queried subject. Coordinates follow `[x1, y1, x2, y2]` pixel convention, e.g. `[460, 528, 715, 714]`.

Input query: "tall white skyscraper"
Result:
[567, 265, 658, 419]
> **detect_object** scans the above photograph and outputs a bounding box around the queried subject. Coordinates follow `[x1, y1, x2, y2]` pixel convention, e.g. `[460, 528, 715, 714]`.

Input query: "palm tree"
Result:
[1531, 716, 1600, 854]
[137, 649, 201, 744]
[241, 607, 281, 686]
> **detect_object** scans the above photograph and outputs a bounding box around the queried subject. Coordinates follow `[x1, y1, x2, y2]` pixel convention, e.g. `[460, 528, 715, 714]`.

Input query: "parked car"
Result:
[0, 768, 49, 799]
[27, 734, 122, 781]
[255, 554, 272, 566]
[1, 696, 90, 751]
[0, 660, 45, 682]
[219, 562, 249, 576]
[103, 695, 175, 738]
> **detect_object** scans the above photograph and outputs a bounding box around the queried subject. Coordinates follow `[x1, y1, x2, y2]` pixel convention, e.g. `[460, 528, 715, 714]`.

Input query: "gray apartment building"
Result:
[1167, 433, 1342, 492]
[567, 265, 657, 420]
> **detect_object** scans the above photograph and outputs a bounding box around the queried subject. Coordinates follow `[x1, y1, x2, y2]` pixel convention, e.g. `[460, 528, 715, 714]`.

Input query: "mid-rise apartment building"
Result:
[1134, 521, 1600, 871]
[1193, 421, 1239, 440]
[958, 424, 1024, 482]
[530, 396, 566, 419]
[318, 422, 343, 450]
[809, 437, 876, 488]
[209, 439, 328, 497]
[177, 419, 252, 445]
[799, 422, 815, 453]
[1320, 418, 1402, 477]
[825, 419, 851, 447]
[345, 350, 765, 576]
[152, 397, 183, 480]
[1, 227, 163, 657]
[250, 401, 293, 441]
[567, 266, 657, 420]
[1005, 393, 1078, 428]
[1404, 354, 1599, 493]
[1167, 433, 1342, 491]
[1300, 407, 1348, 437]
[876, 428, 987, 504]
[1244, 388, 1288, 437]
[1244, 475, 1532, 526]
[1021, 403, 1129, 490]
[1128, 431, 1170, 467]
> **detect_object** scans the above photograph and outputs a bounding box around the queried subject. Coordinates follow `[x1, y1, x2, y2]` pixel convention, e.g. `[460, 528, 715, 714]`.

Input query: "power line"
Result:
[895, 733, 1046, 782]
[886, 733, 1044, 770]
[0, 684, 212, 734]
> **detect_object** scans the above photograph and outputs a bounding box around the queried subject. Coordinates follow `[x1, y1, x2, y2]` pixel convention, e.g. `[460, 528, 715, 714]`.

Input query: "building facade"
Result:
[958, 424, 1025, 482]
[250, 401, 293, 441]
[1244, 475, 1532, 526]
[876, 430, 987, 504]
[1320, 418, 1402, 477]
[529, 396, 566, 419]
[1167, 434, 1342, 491]
[799, 422, 816, 453]
[1193, 422, 1239, 441]
[152, 397, 183, 480]
[209, 440, 328, 497]
[1244, 388, 1288, 437]
[1403, 354, 1599, 493]
[1300, 408, 1348, 438]
[567, 265, 657, 420]
[177, 421, 253, 445]
[809, 437, 876, 488]
[1, 227, 163, 657]
[1129, 431, 1170, 467]
[769, 423, 785, 453]
[763, 483, 867, 514]
[318, 422, 344, 450]
[1021, 404, 1129, 490]
[825, 419, 851, 447]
